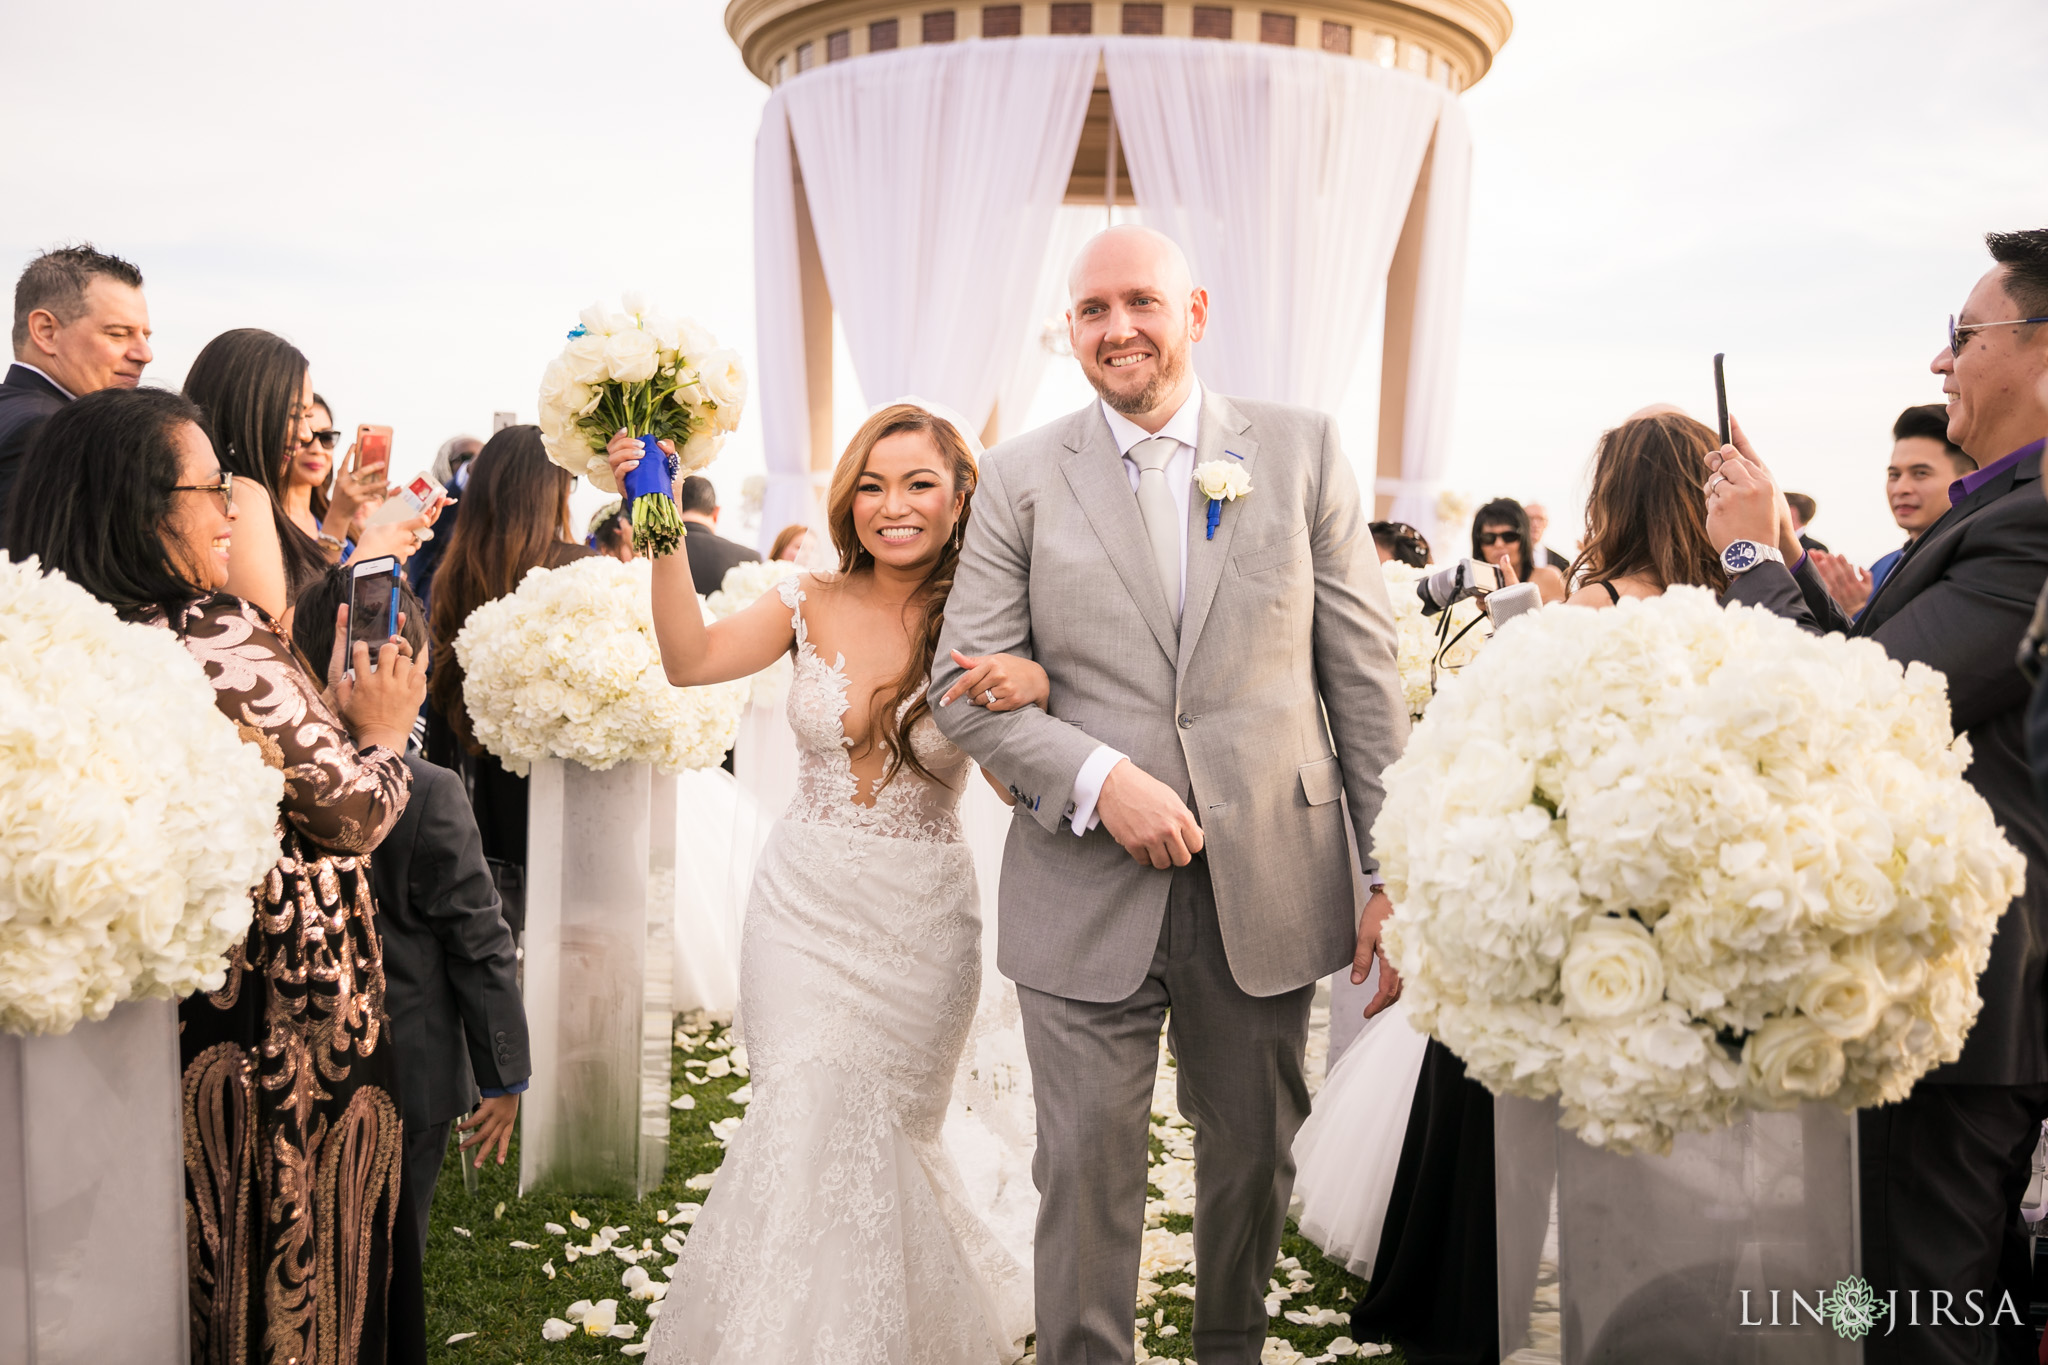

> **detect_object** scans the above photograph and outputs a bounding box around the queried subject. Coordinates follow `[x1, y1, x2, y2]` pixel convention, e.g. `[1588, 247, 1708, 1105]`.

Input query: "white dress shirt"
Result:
[15, 363, 76, 401]
[1066, 380, 1204, 836]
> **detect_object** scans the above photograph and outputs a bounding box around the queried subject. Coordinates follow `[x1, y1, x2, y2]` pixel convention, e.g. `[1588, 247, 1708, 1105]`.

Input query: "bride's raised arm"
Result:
[605, 430, 795, 687]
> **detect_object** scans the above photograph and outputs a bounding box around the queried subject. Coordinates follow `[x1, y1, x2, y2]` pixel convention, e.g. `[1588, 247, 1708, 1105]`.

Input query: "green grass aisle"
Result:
[421, 1012, 1403, 1363]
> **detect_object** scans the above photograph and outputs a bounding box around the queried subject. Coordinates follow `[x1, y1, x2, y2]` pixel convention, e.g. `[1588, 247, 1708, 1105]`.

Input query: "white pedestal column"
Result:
[1498, 1096, 1862, 1363]
[522, 758, 675, 1199]
[0, 999, 189, 1365]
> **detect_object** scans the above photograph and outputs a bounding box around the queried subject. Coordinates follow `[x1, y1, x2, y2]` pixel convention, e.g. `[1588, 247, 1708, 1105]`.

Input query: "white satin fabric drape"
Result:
[748, 37, 1471, 541]
[1104, 39, 1443, 413]
[783, 39, 1097, 434]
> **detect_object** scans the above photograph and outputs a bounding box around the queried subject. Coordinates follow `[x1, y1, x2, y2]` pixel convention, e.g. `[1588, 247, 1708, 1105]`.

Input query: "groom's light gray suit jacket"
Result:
[931, 391, 1407, 1003]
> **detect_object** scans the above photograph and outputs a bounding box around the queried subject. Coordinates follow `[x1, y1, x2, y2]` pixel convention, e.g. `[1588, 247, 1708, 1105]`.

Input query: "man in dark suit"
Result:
[292, 572, 530, 1365]
[679, 473, 760, 594]
[1708, 227, 2048, 1365]
[1, 245, 151, 540]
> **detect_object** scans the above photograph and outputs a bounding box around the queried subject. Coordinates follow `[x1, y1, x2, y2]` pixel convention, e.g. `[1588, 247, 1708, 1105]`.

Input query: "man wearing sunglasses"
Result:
[1711, 227, 2048, 1365]
[0, 244, 152, 546]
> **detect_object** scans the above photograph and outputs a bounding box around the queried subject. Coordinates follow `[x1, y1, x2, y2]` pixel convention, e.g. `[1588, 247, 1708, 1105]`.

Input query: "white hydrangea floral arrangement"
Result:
[454, 556, 747, 776]
[704, 558, 802, 710]
[1375, 587, 2023, 1155]
[0, 558, 283, 1035]
[1381, 559, 1488, 721]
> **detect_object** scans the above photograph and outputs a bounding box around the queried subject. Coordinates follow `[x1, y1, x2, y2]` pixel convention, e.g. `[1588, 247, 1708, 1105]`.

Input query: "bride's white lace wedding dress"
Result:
[648, 578, 1033, 1365]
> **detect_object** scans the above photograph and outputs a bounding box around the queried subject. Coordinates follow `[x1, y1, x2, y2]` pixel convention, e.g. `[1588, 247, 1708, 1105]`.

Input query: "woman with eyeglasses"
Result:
[7, 386, 424, 1364]
[1471, 497, 1567, 603]
[184, 329, 435, 621]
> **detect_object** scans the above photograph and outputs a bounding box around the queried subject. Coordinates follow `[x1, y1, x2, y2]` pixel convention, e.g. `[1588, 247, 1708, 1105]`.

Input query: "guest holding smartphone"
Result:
[292, 566, 530, 1365]
[8, 385, 422, 1364]
[184, 329, 435, 620]
[1708, 228, 2048, 1365]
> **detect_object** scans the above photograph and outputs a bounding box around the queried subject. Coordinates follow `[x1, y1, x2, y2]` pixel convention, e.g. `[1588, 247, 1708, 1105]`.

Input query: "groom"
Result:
[932, 225, 1407, 1364]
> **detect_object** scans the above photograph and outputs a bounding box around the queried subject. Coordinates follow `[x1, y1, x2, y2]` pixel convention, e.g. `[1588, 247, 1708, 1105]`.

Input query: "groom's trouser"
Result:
[1017, 857, 1314, 1365]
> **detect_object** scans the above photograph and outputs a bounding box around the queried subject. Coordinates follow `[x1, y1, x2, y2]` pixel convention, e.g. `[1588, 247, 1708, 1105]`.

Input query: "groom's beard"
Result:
[1095, 344, 1190, 417]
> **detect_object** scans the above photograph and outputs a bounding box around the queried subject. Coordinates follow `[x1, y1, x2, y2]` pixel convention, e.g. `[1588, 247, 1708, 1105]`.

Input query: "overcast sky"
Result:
[4, 0, 2043, 561]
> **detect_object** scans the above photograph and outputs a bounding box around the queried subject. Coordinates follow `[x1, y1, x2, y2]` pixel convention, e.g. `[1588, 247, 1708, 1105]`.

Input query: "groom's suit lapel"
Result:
[1059, 407, 1179, 664]
[1177, 392, 1257, 676]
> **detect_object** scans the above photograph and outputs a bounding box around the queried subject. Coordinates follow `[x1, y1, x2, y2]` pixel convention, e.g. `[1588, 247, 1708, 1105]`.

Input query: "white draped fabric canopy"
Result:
[749, 35, 1474, 554]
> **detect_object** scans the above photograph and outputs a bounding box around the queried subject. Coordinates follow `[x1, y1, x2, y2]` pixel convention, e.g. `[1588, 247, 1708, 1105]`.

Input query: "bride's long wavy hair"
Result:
[823, 404, 978, 793]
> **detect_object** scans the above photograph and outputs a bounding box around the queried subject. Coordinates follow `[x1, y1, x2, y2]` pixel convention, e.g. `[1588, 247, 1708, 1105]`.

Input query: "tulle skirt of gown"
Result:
[647, 817, 1033, 1364]
[1291, 996, 1431, 1278]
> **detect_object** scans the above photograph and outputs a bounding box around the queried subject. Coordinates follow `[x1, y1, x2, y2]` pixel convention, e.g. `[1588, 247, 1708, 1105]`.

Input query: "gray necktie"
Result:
[1130, 436, 1181, 622]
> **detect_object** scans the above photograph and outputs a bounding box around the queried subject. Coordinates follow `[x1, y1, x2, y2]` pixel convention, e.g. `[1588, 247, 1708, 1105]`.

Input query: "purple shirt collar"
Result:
[1950, 438, 2044, 506]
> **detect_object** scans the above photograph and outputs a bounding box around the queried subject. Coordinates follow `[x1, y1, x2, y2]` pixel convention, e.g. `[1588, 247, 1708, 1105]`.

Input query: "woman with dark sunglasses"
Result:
[1471, 496, 1567, 602]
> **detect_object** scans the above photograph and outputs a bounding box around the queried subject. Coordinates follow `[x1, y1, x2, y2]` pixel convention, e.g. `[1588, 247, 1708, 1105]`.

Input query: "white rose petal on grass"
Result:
[545, 1222, 567, 1236]
[494, 1201, 506, 1220]
[509, 1240, 539, 1250]
[622, 1347, 650, 1358]
[542, 1260, 556, 1279]
[670, 1093, 696, 1110]
[569, 1211, 591, 1230]
[445, 1333, 477, 1345]
[684, 1172, 716, 1191]
[541, 1319, 573, 1341]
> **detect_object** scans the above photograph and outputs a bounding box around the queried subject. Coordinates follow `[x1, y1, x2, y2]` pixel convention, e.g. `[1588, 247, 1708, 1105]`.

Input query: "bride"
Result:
[617, 403, 1041, 1364]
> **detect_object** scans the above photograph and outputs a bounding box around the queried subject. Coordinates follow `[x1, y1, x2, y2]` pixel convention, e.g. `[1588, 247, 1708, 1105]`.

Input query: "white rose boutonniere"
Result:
[1191, 458, 1251, 540]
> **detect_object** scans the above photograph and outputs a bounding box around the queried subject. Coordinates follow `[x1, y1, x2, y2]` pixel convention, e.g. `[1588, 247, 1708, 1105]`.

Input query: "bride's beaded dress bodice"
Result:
[779, 577, 971, 844]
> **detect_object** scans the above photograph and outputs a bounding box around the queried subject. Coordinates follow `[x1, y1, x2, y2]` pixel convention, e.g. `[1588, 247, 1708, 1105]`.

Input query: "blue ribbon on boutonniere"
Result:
[1202, 450, 1247, 539]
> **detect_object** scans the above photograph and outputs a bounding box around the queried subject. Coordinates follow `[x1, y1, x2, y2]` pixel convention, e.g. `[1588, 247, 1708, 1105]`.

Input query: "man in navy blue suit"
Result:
[0, 244, 152, 545]
[1714, 228, 2048, 1365]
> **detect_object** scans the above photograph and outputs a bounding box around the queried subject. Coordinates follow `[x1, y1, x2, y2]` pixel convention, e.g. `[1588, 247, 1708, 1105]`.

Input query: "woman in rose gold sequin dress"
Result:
[8, 387, 425, 1365]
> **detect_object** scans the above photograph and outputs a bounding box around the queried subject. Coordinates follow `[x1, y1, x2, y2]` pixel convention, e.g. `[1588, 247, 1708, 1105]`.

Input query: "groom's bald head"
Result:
[1067, 224, 1195, 302]
[1067, 226, 1208, 426]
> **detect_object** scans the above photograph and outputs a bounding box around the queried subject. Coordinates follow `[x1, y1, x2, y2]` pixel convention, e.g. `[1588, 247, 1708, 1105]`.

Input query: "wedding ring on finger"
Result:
[984, 689, 996, 706]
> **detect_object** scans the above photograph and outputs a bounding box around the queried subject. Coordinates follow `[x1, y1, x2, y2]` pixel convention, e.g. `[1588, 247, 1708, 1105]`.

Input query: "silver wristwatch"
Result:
[1720, 539, 1785, 576]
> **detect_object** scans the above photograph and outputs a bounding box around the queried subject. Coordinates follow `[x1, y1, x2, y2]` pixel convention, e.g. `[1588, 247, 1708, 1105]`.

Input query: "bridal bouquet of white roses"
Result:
[0, 558, 283, 1035]
[454, 556, 748, 775]
[1375, 588, 2023, 1155]
[537, 293, 747, 556]
[1381, 559, 1488, 721]
[705, 558, 803, 710]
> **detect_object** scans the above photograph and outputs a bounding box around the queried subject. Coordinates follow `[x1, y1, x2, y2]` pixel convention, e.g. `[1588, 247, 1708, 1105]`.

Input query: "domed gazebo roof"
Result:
[727, 1, 1512, 91]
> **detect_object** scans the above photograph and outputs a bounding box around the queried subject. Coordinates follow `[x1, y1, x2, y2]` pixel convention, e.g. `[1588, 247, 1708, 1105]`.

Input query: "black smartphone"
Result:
[346, 555, 400, 676]
[1713, 353, 1730, 446]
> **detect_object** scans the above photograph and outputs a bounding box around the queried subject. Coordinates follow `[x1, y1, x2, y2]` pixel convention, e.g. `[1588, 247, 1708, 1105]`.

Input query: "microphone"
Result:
[1484, 582, 1543, 626]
